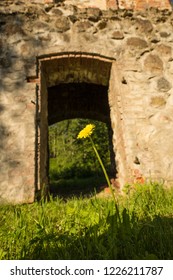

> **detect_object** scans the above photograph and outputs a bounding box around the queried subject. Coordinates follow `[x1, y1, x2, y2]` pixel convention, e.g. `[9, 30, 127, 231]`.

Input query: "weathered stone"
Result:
[74, 20, 93, 32]
[0, 55, 11, 68]
[87, 7, 101, 22]
[34, 21, 50, 33]
[111, 31, 124, 40]
[68, 15, 78, 23]
[97, 20, 107, 30]
[136, 18, 153, 34]
[123, 10, 134, 18]
[44, 4, 54, 13]
[38, 12, 50, 23]
[62, 33, 70, 42]
[150, 96, 166, 107]
[160, 31, 170, 38]
[150, 37, 160, 43]
[155, 44, 172, 60]
[51, 8, 63, 16]
[126, 37, 148, 49]
[38, 33, 52, 41]
[4, 22, 25, 35]
[55, 16, 70, 32]
[20, 42, 36, 58]
[157, 77, 171, 92]
[144, 54, 163, 73]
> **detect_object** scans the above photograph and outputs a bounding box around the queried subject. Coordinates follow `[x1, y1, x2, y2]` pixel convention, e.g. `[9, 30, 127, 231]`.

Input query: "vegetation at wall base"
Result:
[0, 182, 173, 260]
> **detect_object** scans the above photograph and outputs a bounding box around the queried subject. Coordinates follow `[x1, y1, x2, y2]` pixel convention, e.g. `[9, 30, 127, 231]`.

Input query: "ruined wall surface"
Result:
[31, 0, 172, 10]
[0, 0, 173, 203]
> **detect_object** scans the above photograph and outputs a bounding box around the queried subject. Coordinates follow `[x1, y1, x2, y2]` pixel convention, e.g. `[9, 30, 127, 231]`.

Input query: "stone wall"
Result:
[0, 0, 173, 203]
[3, 0, 171, 10]
[116, 0, 171, 10]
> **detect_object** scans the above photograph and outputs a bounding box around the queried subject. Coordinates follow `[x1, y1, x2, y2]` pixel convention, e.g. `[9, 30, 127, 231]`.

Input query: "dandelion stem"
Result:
[89, 136, 116, 202]
[77, 123, 120, 219]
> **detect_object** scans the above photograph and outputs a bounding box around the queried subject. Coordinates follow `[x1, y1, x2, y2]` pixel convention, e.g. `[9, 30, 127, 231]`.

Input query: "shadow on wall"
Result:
[0, 123, 8, 150]
[0, 12, 42, 202]
[0, 11, 43, 110]
[0, 13, 42, 86]
[0, 121, 22, 203]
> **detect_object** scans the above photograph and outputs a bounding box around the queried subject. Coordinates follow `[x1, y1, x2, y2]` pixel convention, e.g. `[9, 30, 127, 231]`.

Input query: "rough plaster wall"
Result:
[117, 0, 171, 10]
[64, 0, 107, 10]
[0, 1, 173, 203]
[4, 0, 171, 10]
[0, 72, 36, 204]
[44, 0, 172, 10]
[109, 62, 129, 186]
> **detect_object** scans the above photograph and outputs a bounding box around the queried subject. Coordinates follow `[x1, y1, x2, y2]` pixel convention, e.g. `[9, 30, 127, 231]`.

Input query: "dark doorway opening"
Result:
[48, 83, 110, 124]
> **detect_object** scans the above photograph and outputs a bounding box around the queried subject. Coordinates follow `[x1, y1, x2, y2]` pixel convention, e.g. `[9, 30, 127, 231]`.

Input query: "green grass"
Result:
[0, 182, 173, 260]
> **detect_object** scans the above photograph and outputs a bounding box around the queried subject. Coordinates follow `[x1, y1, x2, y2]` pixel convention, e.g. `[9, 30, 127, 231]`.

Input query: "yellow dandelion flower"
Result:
[77, 124, 95, 139]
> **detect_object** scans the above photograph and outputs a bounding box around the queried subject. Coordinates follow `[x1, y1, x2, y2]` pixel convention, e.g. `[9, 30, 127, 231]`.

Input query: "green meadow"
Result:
[0, 182, 173, 260]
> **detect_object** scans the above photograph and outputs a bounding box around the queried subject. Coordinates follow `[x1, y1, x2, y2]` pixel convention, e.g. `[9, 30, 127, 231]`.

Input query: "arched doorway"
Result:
[36, 53, 127, 196]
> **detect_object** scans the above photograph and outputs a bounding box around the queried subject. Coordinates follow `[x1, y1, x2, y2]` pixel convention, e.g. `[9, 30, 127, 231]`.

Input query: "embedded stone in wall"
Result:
[155, 44, 172, 60]
[157, 77, 171, 92]
[111, 31, 124, 40]
[34, 21, 50, 33]
[4, 22, 25, 36]
[144, 54, 163, 74]
[97, 20, 107, 29]
[126, 37, 148, 49]
[74, 20, 93, 32]
[136, 19, 153, 34]
[150, 96, 166, 108]
[87, 8, 102, 22]
[50, 8, 63, 16]
[160, 31, 170, 38]
[55, 16, 70, 32]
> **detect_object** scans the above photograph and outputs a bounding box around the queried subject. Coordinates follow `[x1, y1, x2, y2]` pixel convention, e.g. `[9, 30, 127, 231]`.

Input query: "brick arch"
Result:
[40, 53, 112, 87]
[37, 53, 128, 194]
[40, 53, 113, 125]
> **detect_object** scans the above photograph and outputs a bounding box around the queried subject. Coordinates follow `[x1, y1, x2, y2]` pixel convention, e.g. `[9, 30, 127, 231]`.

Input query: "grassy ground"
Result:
[49, 176, 108, 199]
[0, 182, 173, 260]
